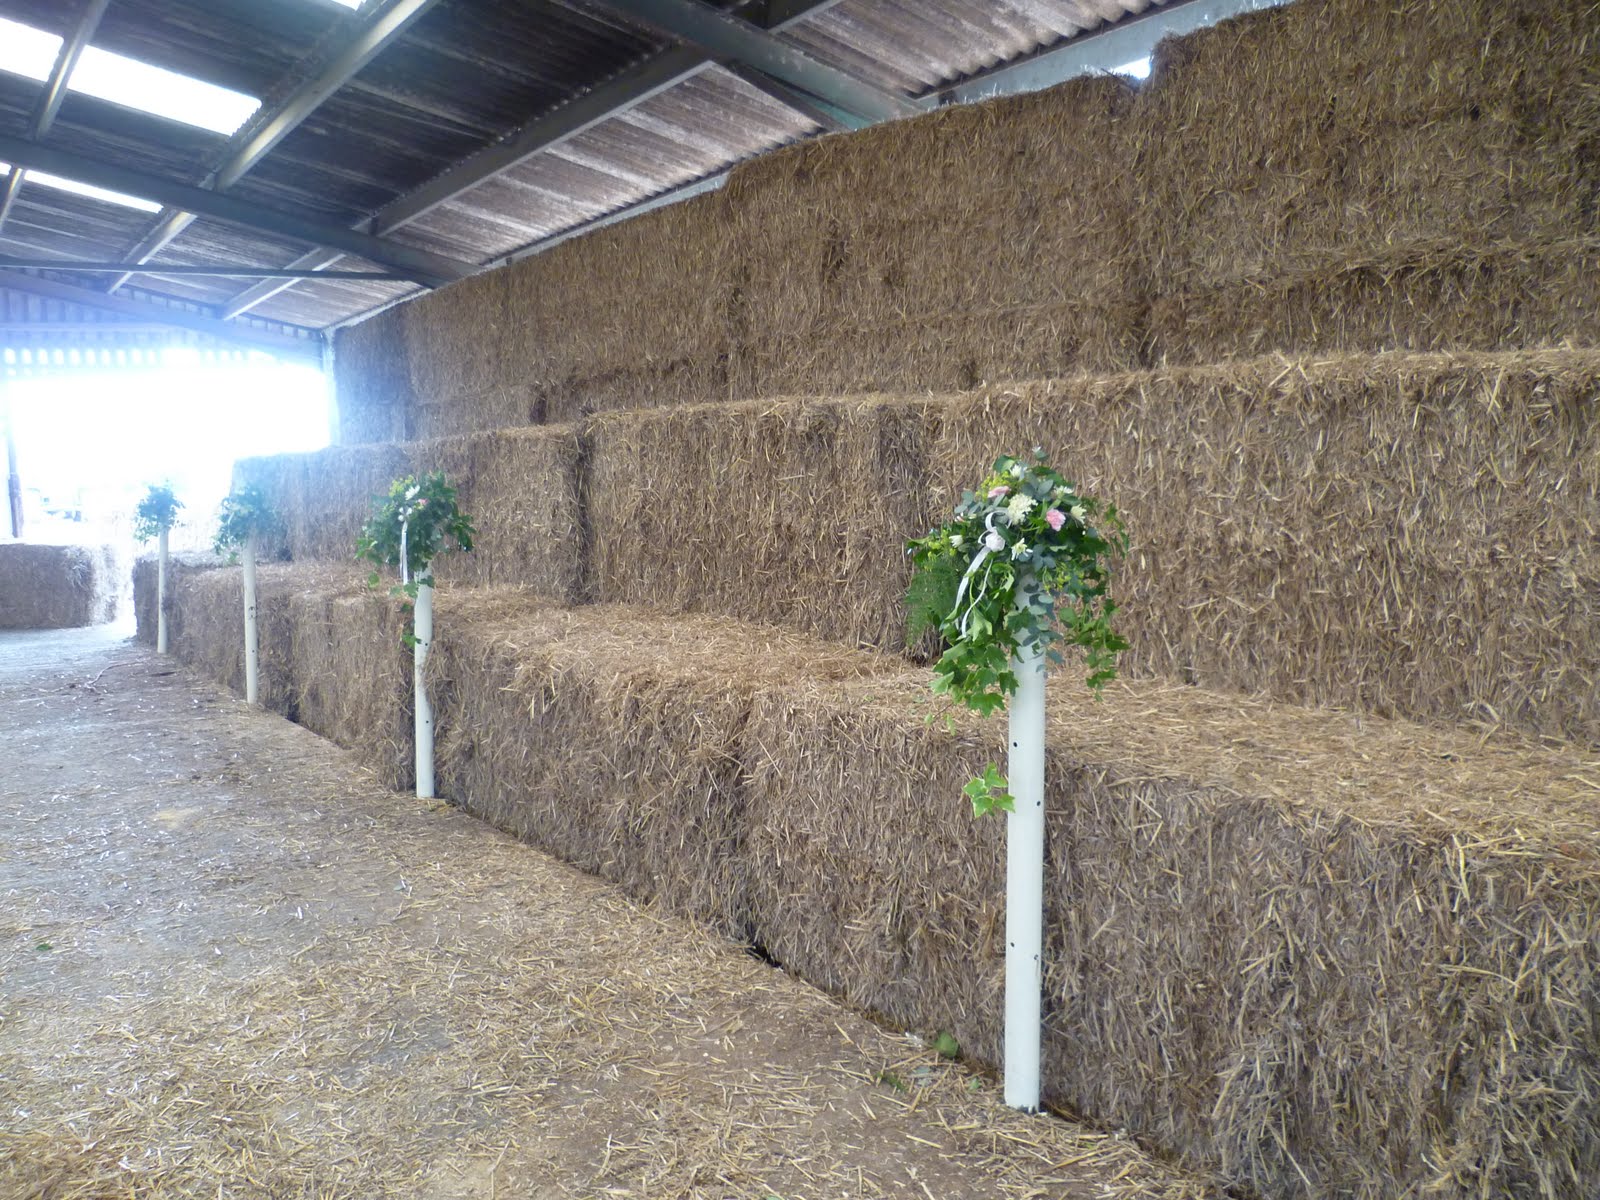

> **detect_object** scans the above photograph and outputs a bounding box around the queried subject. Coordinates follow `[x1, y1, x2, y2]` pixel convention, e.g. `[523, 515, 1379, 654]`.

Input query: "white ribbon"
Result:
[951, 511, 1009, 637]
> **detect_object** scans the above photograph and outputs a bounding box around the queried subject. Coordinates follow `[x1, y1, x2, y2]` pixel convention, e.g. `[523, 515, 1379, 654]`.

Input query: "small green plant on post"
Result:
[356, 472, 474, 800]
[214, 484, 279, 707]
[133, 483, 183, 654]
[905, 448, 1127, 1114]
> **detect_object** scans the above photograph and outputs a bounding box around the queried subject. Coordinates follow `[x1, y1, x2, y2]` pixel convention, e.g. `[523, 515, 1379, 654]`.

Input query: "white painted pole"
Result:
[413, 567, 434, 799]
[242, 531, 259, 706]
[156, 527, 169, 654]
[1004, 630, 1046, 1112]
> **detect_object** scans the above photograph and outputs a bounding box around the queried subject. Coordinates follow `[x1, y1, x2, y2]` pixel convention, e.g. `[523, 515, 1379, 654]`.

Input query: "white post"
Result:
[413, 568, 434, 799]
[242, 531, 259, 706]
[1005, 633, 1046, 1112]
[156, 527, 169, 654]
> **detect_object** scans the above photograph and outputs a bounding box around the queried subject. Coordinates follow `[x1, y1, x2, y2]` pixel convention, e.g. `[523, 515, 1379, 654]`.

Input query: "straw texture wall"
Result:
[332, 0, 1600, 439]
[235, 423, 583, 601]
[248, 348, 1600, 749]
[0, 544, 116, 629]
[333, 314, 413, 445]
[137, 568, 1600, 1200]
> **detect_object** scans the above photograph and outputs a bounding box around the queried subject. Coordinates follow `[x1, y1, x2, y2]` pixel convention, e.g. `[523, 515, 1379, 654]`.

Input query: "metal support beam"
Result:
[0, 0, 112, 237]
[0, 269, 323, 362]
[941, 0, 1295, 104]
[720, 63, 866, 132]
[108, 0, 445, 292]
[1, 259, 411, 280]
[0, 134, 473, 288]
[594, 0, 922, 123]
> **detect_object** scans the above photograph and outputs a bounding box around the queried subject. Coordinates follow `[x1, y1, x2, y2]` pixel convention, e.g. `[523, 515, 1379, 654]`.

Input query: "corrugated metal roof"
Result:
[0, 0, 1171, 348]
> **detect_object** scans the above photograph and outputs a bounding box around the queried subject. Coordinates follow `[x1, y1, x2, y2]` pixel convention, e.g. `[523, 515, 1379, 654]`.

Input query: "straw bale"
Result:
[142, 565, 1600, 1197]
[743, 667, 1600, 1200]
[934, 349, 1600, 748]
[287, 579, 413, 788]
[1146, 237, 1600, 362]
[584, 394, 939, 648]
[132, 552, 223, 646]
[1130, 0, 1600, 307]
[333, 313, 414, 444]
[725, 75, 1141, 398]
[236, 423, 583, 601]
[409, 424, 583, 598]
[0, 543, 116, 629]
[497, 192, 734, 423]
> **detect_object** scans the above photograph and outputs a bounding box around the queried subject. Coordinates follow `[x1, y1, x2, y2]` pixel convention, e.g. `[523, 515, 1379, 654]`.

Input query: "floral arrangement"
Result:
[906, 449, 1127, 815]
[132, 483, 182, 542]
[213, 484, 278, 560]
[357, 470, 475, 591]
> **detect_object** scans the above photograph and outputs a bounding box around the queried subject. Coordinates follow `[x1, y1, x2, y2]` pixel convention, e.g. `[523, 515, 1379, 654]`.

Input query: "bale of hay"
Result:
[496, 192, 735, 424]
[333, 314, 415, 444]
[0, 543, 116, 629]
[429, 595, 885, 932]
[742, 667, 1600, 1200]
[933, 348, 1600, 748]
[132, 552, 223, 646]
[287, 579, 413, 788]
[583, 394, 939, 648]
[1130, 0, 1600, 351]
[724, 75, 1141, 398]
[236, 423, 583, 602]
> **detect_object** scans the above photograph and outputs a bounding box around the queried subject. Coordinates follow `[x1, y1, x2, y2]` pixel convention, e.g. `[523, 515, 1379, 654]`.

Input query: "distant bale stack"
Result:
[334, 314, 415, 444]
[725, 76, 1140, 398]
[0, 544, 116, 629]
[584, 395, 939, 648]
[133, 553, 223, 646]
[1132, 0, 1600, 359]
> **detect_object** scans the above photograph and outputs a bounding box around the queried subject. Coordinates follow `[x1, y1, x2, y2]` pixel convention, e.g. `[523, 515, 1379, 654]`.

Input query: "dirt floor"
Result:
[0, 628, 1214, 1200]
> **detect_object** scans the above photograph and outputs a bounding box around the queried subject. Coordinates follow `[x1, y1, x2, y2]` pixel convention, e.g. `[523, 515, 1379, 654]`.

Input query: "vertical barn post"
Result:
[1005, 631, 1046, 1112]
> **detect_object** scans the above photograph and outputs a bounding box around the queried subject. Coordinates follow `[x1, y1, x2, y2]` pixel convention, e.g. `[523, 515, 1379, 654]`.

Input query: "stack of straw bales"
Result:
[135, 569, 1600, 1200]
[0, 544, 116, 629]
[334, 0, 1600, 440]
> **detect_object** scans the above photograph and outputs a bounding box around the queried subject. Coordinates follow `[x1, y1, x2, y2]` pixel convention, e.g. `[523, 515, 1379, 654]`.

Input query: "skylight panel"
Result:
[0, 17, 62, 81]
[69, 45, 260, 135]
[322, 0, 365, 8]
[0, 160, 162, 213]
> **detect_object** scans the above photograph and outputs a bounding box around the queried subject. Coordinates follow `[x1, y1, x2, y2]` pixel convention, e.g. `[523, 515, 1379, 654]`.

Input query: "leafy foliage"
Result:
[356, 472, 476, 646]
[962, 763, 1016, 818]
[905, 449, 1129, 815]
[132, 483, 183, 542]
[213, 484, 279, 558]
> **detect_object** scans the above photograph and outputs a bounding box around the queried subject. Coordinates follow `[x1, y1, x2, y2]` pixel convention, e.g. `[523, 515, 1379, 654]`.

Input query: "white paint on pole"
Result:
[413, 567, 434, 800]
[1005, 632, 1046, 1113]
[156, 527, 169, 654]
[242, 531, 259, 706]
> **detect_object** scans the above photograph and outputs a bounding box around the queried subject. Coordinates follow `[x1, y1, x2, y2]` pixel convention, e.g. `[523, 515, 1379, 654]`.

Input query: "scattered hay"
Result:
[0, 543, 116, 629]
[143, 567, 1600, 1200]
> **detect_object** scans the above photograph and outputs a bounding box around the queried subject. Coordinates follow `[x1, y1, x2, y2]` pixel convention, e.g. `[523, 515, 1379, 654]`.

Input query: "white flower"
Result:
[1005, 493, 1036, 522]
[982, 529, 1006, 553]
[1010, 463, 1025, 478]
[949, 534, 964, 549]
[1011, 540, 1030, 561]
[1069, 503, 1086, 520]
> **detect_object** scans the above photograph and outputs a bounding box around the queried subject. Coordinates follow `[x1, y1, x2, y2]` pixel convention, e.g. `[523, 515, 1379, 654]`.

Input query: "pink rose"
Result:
[988, 486, 1010, 499]
[1045, 508, 1066, 531]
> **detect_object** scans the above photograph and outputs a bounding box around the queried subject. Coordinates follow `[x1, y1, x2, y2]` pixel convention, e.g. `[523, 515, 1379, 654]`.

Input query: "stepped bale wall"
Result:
[334, 0, 1600, 441]
[134, 567, 1600, 1200]
[244, 350, 1600, 749]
